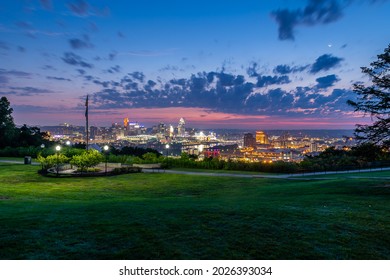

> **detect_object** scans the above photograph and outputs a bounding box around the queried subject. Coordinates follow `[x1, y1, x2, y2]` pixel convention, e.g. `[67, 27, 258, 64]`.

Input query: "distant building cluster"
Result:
[41, 118, 356, 163]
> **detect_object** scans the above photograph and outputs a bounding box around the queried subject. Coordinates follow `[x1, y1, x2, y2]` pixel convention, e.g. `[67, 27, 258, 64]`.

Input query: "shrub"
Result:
[70, 149, 104, 173]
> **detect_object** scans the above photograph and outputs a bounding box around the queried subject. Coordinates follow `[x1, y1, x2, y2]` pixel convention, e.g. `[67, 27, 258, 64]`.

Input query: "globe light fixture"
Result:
[165, 144, 170, 157]
[55, 145, 61, 176]
[103, 145, 109, 175]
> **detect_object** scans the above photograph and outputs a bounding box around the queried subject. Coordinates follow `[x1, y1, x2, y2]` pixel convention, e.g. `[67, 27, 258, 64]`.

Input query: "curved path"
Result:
[142, 166, 390, 179]
[1, 159, 390, 179]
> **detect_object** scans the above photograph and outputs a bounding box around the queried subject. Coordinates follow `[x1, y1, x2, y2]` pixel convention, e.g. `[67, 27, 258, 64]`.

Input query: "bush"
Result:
[70, 149, 104, 173]
[37, 153, 69, 170]
[112, 166, 141, 174]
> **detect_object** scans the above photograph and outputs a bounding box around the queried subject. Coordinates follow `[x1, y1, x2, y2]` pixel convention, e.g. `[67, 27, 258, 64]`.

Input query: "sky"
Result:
[1, 0, 389, 129]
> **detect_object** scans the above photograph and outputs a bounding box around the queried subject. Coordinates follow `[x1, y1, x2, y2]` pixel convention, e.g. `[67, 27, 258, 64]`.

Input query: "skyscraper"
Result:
[243, 133, 256, 148]
[178, 117, 186, 137]
[124, 117, 129, 129]
[256, 131, 269, 144]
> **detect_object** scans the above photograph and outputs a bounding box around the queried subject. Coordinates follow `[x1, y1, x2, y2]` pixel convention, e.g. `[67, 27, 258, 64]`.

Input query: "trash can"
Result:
[24, 156, 32, 164]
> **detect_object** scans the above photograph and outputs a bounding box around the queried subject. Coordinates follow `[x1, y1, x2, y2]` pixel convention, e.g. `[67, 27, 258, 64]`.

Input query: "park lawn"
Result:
[0, 163, 389, 260]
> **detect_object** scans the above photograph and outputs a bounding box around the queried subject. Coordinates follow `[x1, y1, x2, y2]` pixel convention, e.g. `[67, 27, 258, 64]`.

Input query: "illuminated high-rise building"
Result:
[256, 131, 269, 144]
[177, 117, 186, 137]
[309, 142, 318, 153]
[124, 117, 129, 129]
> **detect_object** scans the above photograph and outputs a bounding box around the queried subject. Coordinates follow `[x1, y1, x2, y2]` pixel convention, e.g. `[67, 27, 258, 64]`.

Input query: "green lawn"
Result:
[0, 162, 389, 260]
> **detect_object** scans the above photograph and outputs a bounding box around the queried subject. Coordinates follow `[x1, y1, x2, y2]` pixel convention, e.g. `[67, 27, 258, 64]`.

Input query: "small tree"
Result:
[70, 149, 104, 172]
[37, 153, 69, 170]
[347, 44, 390, 148]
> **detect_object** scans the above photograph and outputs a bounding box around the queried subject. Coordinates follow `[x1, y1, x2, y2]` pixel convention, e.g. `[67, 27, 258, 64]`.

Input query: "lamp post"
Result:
[103, 145, 109, 175]
[39, 144, 45, 170]
[55, 145, 61, 177]
[165, 144, 170, 157]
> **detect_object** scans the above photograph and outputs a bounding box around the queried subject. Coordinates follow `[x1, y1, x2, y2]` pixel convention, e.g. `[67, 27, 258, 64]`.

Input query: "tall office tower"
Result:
[90, 126, 98, 140]
[243, 133, 256, 148]
[256, 131, 269, 144]
[177, 117, 186, 137]
[158, 122, 166, 134]
[309, 142, 318, 153]
[124, 117, 129, 129]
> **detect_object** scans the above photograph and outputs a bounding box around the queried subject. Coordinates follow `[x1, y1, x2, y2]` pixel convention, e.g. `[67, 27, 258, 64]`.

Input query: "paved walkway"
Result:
[1, 159, 390, 179]
[0, 159, 40, 165]
[143, 166, 390, 179]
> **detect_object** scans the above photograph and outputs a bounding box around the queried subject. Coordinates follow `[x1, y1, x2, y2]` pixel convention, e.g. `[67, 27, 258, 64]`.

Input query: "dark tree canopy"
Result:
[0, 96, 17, 148]
[348, 44, 390, 148]
[0, 96, 50, 148]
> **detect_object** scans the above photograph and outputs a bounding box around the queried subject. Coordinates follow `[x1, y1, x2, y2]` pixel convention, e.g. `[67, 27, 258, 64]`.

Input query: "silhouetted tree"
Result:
[348, 44, 390, 148]
[0, 97, 17, 148]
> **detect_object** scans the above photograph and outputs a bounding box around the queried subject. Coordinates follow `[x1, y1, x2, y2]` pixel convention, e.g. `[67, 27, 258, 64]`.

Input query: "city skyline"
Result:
[1, 0, 390, 129]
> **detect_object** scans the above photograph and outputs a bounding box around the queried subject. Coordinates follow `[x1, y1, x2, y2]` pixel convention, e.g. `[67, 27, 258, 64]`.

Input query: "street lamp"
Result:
[39, 144, 45, 170]
[165, 144, 170, 157]
[66, 140, 71, 146]
[55, 145, 61, 177]
[103, 145, 109, 175]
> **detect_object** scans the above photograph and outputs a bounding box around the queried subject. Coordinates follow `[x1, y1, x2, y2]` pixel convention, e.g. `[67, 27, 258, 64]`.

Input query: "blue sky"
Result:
[0, 0, 389, 129]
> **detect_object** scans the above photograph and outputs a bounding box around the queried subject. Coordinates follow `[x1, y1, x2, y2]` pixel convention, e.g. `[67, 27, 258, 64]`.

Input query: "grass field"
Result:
[0, 162, 389, 260]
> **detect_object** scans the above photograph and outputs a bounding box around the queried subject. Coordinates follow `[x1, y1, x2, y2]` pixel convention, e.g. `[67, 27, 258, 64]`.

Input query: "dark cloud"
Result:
[18, 46, 26, 52]
[2, 86, 54, 96]
[67, 0, 89, 16]
[271, 9, 300, 41]
[246, 62, 260, 77]
[129, 71, 145, 82]
[89, 69, 354, 118]
[315, 74, 340, 88]
[106, 65, 121, 74]
[310, 54, 343, 74]
[271, 0, 386, 40]
[39, 0, 52, 10]
[42, 65, 56, 71]
[109, 51, 117, 61]
[13, 104, 59, 114]
[0, 69, 31, 78]
[93, 79, 110, 88]
[271, 0, 344, 40]
[69, 35, 93, 49]
[46, 76, 72, 82]
[273, 64, 309, 74]
[256, 75, 291, 87]
[77, 69, 86, 75]
[117, 31, 125, 38]
[62, 52, 93, 68]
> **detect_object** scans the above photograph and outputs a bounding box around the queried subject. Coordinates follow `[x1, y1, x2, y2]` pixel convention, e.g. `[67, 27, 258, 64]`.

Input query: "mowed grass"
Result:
[0, 163, 389, 260]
